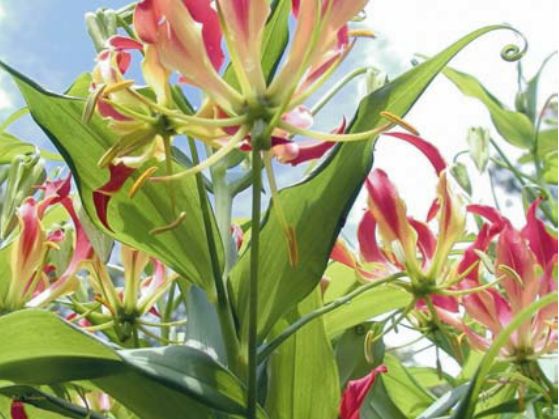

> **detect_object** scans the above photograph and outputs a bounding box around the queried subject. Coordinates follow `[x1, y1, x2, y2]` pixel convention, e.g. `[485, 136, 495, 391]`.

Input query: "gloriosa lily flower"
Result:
[438, 199, 558, 360]
[0, 176, 93, 312]
[86, 0, 400, 234]
[72, 245, 178, 342]
[339, 365, 387, 419]
[331, 132, 467, 311]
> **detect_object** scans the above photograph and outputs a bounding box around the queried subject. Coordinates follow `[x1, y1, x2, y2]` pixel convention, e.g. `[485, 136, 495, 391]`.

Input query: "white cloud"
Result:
[0, 74, 13, 112]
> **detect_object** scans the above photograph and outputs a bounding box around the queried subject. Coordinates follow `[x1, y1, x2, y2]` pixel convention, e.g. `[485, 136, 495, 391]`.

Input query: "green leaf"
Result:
[265, 289, 340, 419]
[381, 354, 435, 417]
[0, 310, 255, 419]
[542, 151, 558, 184]
[324, 285, 411, 339]
[444, 67, 535, 149]
[0, 132, 62, 164]
[0, 310, 122, 384]
[114, 347, 248, 416]
[409, 366, 456, 389]
[231, 25, 516, 341]
[0, 393, 69, 419]
[451, 292, 557, 419]
[0, 61, 223, 293]
[360, 377, 406, 419]
[0, 385, 105, 419]
[336, 322, 384, 386]
[417, 384, 469, 418]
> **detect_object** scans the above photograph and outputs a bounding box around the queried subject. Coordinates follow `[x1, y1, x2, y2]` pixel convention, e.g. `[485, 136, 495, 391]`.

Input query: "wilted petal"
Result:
[339, 365, 387, 419]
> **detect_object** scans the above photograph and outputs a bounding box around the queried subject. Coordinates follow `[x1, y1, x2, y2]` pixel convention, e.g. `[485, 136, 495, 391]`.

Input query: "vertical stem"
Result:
[247, 143, 263, 419]
[187, 138, 240, 371]
[212, 163, 236, 273]
[161, 282, 177, 341]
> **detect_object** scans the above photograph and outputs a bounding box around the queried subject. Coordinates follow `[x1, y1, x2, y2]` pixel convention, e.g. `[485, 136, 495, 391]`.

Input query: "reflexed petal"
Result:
[521, 198, 558, 269]
[331, 238, 358, 269]
[93, 163, 136, 230]
[365, 169, 418, 268]
[357, 210, 387, 263]
[457, 223, 501, 281]
[9, 199, 47, 305]
[28, 196, 93, 307]
[217, 0, 269, 91]
[408, 217, 436, 263]
[339, 365, 387, 419]
[142, 46, 171, 105]
[467, 204, 507, 227]
[428, 171, 466, 277]
[274, 117, 344, 165]
[430, 294, 459, 312]
[10, 401, 28, 419]
[496, 224, 538, 311]
[108, 35, 144, 51]
[383, 132, 446, 175]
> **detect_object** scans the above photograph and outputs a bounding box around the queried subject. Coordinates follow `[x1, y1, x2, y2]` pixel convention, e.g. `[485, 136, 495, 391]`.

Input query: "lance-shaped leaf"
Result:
[230, 25, 520, 341]
[0, 310, 256, 419]
[444, 67, 535, 149]
[265, 289, 340, 419]
[0, 62, 223, 294]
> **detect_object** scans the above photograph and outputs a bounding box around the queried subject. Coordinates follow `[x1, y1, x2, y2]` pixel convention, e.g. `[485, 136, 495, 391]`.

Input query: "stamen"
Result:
[379, 111, 420, 136]
[497, 265, 524, 287]
[149, 211, 187, 235]
[149, 127, 248, 182]
[46, 242, 61, 251]
[82, 84, 106, 123]
[348, 29, 376, 39]
[83, 320, 115, 332]
[104, 80, 135, 95]
[440, 274, 506, 296]
[263, 152, 299, 267]
[129, 166, 159, 198]
[279, 120, 393, 143]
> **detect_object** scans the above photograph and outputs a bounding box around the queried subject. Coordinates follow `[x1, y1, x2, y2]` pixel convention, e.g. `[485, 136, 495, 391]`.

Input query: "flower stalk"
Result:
[247, 120, 266, 419]
[188, 137, 240, 372]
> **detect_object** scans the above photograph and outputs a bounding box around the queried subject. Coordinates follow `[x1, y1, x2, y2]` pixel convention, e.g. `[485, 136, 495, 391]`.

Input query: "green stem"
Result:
[211, 162, 236, 273]
[161, 282, 177, 341]
[188, 138, 240, 371]
[310, 67, 369, 115]
[247, 132, 264, 419]
[490, 138, 556, 223]
[258, 273, 405, 363]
